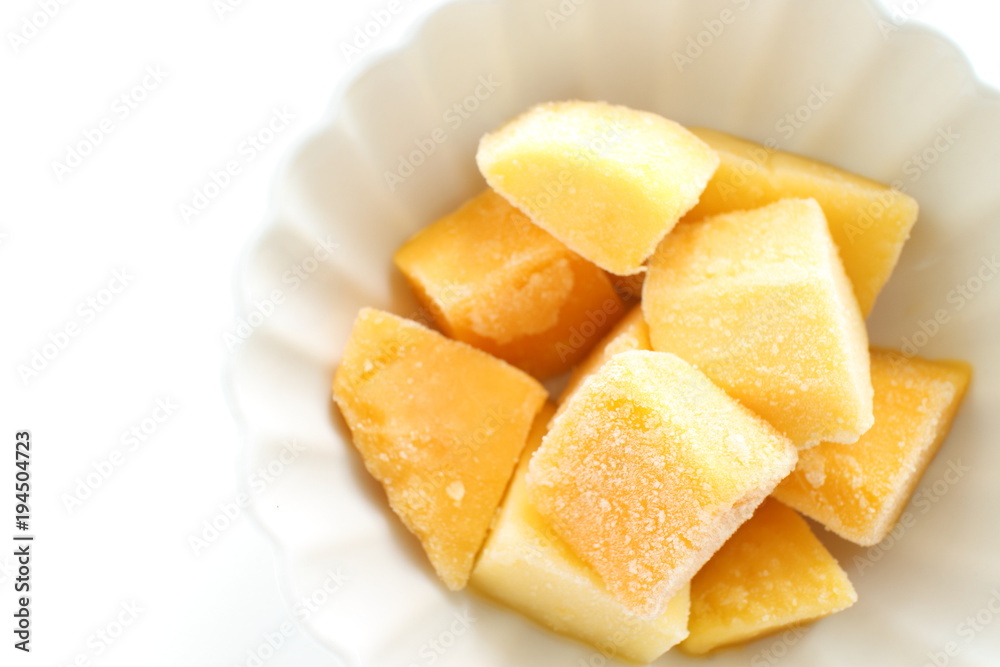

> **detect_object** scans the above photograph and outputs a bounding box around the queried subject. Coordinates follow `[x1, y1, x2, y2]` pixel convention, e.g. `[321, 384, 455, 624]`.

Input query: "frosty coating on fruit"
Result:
[681, 499, 856, 655]
[394, 188, 623, 379]
[774, 348, 972, 546]
[332, 99, 973, 660]
[686, 128, 919, 316]
[477, 100, 719, 275]
[526, 351, 797, 618]
[332, 308, 546, 590]
[472, 404, 691, 663]
[644, 198, 874, 448]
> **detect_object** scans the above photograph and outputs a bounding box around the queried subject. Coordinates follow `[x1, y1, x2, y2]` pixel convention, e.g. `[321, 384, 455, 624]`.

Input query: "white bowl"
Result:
[227, 0, 1000, 664]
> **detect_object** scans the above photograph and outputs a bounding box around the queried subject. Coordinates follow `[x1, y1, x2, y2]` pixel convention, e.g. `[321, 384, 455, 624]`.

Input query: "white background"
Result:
[1, 0, 997, 665]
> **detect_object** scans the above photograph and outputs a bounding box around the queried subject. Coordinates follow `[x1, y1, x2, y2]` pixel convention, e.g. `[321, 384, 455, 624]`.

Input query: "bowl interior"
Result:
[229, 0, 1000, 665]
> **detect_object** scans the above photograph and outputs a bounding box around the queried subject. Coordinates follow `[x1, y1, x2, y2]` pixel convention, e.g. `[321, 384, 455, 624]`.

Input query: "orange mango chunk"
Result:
[557, 306, 650, 415]
[332, 308, 547, 590]
[686, 128, 919, 315]
[527, 350, 797, 618]
[477, 101, 719, 275]
[680, 499, 857, 655]
[472, 404, 690, 663]
[644, 198, 873, 448]
[773, 348, 972, 546]
[394, 189, 623, 379]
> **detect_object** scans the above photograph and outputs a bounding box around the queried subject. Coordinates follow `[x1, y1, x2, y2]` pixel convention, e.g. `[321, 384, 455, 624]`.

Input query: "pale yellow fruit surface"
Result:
[644, 198, 873, 448]
[478, 101, 719, 275]
[472, 404, 690, 664]
[686, 128, 918, 315]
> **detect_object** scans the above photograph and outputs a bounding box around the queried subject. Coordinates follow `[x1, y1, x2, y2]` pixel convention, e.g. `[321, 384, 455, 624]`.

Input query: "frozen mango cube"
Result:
[644, 198, 873, 448]
[527, 350, 797, 618]
[472, 404, 690, 664]
[557, 306, 650, 415]
[686, 128, 919, 315]
[394, 189, 623, 379]
[680, 499, 857, 655]
[332, 308, 547, 590]
[773, 348, 972, 546]
[477, 101, 719, 275]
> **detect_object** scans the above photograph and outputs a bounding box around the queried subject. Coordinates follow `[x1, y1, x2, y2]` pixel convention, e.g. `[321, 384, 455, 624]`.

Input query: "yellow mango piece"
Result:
[332, 308, 547, 590]
[644, 198, 873, 448]
[557, 306, 650, 414]
[394, 189, 623, 379]
[680, 499, 857, 656]
[686, 128, 919, 315]
[773, 348, 972, 546]
[472, 404, 690, 664]
[527, 350, 797, 618]
[477, 101, 719, 276]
